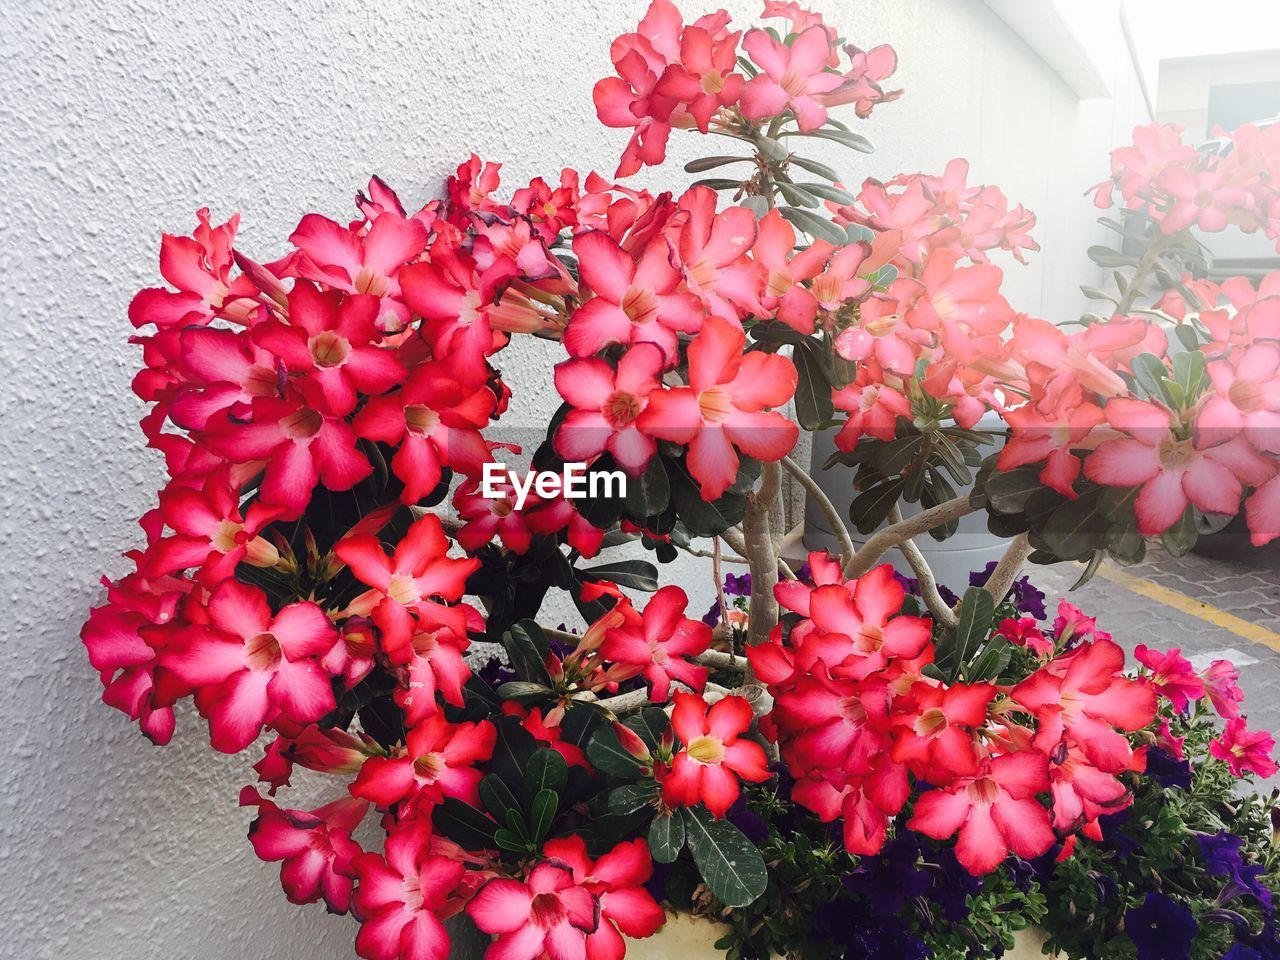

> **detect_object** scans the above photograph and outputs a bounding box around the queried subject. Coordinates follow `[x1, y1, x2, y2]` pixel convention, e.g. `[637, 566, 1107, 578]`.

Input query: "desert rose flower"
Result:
[553, 343, 665, 474]
[600, 585, 711, 700]
[350, 713, 497, 812]
[467, 861, 598, 960]
[165, 581, 338, 753]
[661, 692, 770, 817]
[740, 26, 844, 132]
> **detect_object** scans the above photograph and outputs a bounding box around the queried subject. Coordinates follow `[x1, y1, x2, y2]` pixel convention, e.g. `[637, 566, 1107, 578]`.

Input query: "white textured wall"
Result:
[0, 1, 1146, 956]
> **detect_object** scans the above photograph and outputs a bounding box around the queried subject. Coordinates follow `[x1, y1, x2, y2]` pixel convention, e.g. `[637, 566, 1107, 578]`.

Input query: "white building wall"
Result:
[0, 1, 1148, 956]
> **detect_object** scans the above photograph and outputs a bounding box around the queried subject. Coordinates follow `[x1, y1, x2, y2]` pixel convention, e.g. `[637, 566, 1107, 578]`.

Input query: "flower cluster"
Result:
[749, 553, 1163, 875]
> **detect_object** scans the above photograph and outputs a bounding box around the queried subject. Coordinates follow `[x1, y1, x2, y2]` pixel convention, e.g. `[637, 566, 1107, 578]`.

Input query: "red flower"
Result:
[1210, 718, 1279, 778]
[908, 753, 1056, 875]
[165, 581, 338, 753]
[242, 789, 367, 913]
[1134, 644, 1204, 712]
[501, 703, 590, 770]
[1011, 639, 1156, 773]
[638, 316, 798, 500]
[661, 692, 770, 817]
[565, 230, 703, 360]
[350, 713, 496, 812]
[554, 344, 665, 475]
[542, 836, 666, 959]
[600, 585, 711, 701]
[351, 823, 467, 960]
[891, 680, 996, 779]
[740, 26, 844, 132]
[467, 861, 599, 960]
[335, 514, 480, 658]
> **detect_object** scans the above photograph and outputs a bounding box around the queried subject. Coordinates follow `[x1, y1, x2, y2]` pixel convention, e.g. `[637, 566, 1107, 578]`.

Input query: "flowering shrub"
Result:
[82, 1, 1280, 959]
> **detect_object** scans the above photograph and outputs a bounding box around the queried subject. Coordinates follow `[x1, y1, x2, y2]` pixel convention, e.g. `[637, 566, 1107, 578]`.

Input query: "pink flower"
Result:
[1155, 165, 1249, 234]
[287, 210, 428, 333]
[350, 713, 496, 812]
[1134, 644, 1204, 712]
[998, 402, 1105, 499]
[467, 861, 598, 960]
[638, 316, 798, 500]
[541, 836, 666, 958]
[1247, 474, 1280, 546]
[1084, 398, 1268, 536]
[1011, 640, 1156, 773]
[353, 360, 496, 505]
[1157, 718, 1186, 760]
[1046, 745, 1133, 840]
[600, 585, 711, 701]
[671, 186, 762, 321]
[907, 753, 1056, 875]
[335, 514, 479, 658]
[453, 477, 540, 555]
[803, 565, 933, 680]
[393, 614, 475, 726]
[1210, 718, 1278, 778]
[740, 26, 844, 132]
[661, 692, 770, 817]
[1197, 342, 1280, 454]
[242, 789, 367, 913]
[165, 581, 338, 753]
[128, 208, 257, 329]
[251, 281, 405, 416]
[565, 231, 702, 360]
[351, 824, 467, 960]
[891, 681, 996, 779]
[1203, 660, 1245, 719]
[553, 343, 665, 474]
[204, 392, 372, 518]
[654, 21, 745, 133]
[997, 617, 1053, 657]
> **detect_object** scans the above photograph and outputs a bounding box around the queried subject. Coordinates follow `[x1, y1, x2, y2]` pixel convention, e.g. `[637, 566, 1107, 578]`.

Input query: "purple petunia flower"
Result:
[1125, 893, 1197, 960]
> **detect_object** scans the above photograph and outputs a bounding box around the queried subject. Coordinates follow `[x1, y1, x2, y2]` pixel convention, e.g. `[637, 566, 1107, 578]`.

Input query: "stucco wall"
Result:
[0, 1, 1147, 957]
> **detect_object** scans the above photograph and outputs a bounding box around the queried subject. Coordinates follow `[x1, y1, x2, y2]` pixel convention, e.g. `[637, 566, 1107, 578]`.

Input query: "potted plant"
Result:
[82, 2, 1280, 958]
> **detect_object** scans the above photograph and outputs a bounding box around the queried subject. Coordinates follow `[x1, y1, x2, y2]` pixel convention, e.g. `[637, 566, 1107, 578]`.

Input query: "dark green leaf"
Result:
[587, 725, 645, 777]
[1162, 506, 1199, 557]
[581, 559, 660, 592]
[787, 155, 843, 182]
[432, 798, 499, 849]
[794, 181, 855, 204]
[626, 708, 671, 749]
[792, 340, 835, 430]
[778, 206, 848, 245]
[649, 811, 686, 863]
[528, 789, 558, 846]
[504, 620, 552, 685]
[939, 587, 996, 680]
[784, 128, 874, 153]
[479, 774, 521, 823]
[848, 478, 906, 534]
[497, 681, 555, 704]
[524, 749, 568, 807]
[1130, 353, 1170, 402]
[494, 827, 530, 853]
[684, 156, 753, 173]
[609, 783, 658, 816]
[692, 178, 746, 191]
[983, 466, 1047, 515]
[756, 136, 789, 162]
[683, 807, 768, 907]
[777, 179, 820, 209]
[623, 456, 670, 519]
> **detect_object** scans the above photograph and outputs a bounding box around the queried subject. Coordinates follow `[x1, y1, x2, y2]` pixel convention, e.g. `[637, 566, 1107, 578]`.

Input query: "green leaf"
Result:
[776, 180, 819, 209]
[581, 559, 660, 592]
[792, 340, 834, 430]
[692, 178, 746, 191]
[875, 434, 926, 477]
[431, 798, 499, 849]
[1087, 245, 1137, 268]
[784, 128, 874, 153]
[623, 456, 670, 519]
[497, 681, 555, 704]
[983, 467, 1046, 515]
[587, 725, 646, 777]
[794, 181, 855, 204]
[787, 155, 843, 182]
[964, 637, 1011, 683]
[1162, 506, 1199, 557]
[1041, 489, 1108, 561]
[609, 783, 658, 816]
[524, 749, 568, 807]
[1172, 350, 1206, 404]
[479, 774, 522, 822]
[668, 458, 746, 536]
[683, 807, 768, 907]
[778, 206, 849, 245]
[848, 478, 906, 534]
[649, 811, 686, 864]
[684, 156, 753, 173]
[528, 789, 559, 847]
[939, 587, 996, 680]
[494, 827, 530, 853]
[1130, 353, 1171, 403]
[625, 707, 671, 749]
[504, 621, 553, 685]
[756, 136, 789, 162]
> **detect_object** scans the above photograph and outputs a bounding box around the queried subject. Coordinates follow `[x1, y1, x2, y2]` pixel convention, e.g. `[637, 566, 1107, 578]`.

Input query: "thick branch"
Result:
[693, 649, 749, 672]
[721, 524, 795, 580]
[744, 462, 782, 649]
[781, 454, 854, 569]
[980, 533, 1033, 605]
[888, 505, 957, 628]
[844, 496, 977, 578]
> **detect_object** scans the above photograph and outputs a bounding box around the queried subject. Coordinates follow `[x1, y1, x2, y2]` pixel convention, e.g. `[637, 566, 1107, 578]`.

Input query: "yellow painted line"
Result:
[1096, 563, 1280, 654]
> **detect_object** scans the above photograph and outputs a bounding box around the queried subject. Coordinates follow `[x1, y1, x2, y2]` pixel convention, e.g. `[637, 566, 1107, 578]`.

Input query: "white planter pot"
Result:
[803, 412, 1009, 594]
[626, 912, 1053, 959]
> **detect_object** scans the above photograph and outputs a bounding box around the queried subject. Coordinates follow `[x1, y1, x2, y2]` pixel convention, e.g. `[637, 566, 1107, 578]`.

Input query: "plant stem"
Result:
[843, 495, 977, 578]
[888, 505, 958, 628]
[1113, 232, 1175, 317]
[781, 454, 855, 570]
[744, 462, 782, 649]
[980, 533, 1033, 605]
